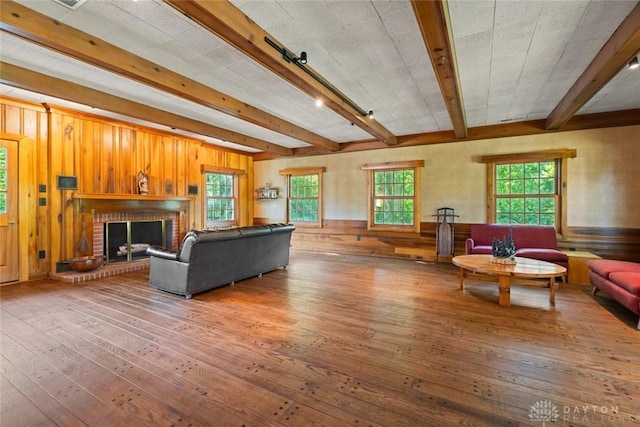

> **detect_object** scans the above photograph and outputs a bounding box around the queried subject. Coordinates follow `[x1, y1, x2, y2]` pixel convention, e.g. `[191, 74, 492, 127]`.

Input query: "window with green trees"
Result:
[281, 167, 325, 227]
[364, 160, 423, 232]
[373, 169, 415, 226]
[205, 172, 235, 226]
[289, 174, 319, 223]
[495, 161, 558, 226]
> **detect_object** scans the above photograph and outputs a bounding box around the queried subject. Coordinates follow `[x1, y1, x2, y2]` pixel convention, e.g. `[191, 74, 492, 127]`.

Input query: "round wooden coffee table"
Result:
[452, 255, 567, 306]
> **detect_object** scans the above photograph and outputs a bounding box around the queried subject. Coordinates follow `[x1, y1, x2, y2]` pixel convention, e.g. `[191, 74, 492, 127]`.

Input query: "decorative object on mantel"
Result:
[491, 228, 516, 264]
[137, 171, 149, 195]
[256, 182, 279, 199]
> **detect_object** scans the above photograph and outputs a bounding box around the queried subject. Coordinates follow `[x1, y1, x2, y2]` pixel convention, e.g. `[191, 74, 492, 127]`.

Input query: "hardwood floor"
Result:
[2, 250, 639, 426]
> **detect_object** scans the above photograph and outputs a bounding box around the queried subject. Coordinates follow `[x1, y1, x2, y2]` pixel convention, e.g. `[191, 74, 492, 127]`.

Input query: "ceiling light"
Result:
[367, 110, 374, 119]
[315, 99, 323, 108]
[299, 52, 307, 65]
[630, 57, 639, 70]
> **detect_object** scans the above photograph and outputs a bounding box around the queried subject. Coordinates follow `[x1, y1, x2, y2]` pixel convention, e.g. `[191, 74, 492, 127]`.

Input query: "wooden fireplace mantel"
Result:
[72, 193, 195, 214]
[72, 193, 194, 202]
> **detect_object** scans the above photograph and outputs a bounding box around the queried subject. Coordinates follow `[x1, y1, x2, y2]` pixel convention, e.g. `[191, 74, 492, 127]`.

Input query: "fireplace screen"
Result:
[104, 220, 172, 263]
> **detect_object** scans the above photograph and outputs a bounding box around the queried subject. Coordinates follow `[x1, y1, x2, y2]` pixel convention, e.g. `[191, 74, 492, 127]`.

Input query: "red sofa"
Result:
[588, 259, 640, 329]
[465, 224, 568, 268]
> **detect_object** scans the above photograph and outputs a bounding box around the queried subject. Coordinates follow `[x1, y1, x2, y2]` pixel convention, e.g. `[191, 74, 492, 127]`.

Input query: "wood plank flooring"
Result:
[1, 249, 639, 426]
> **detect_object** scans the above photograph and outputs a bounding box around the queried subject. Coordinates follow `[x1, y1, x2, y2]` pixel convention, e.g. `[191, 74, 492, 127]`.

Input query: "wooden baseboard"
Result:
[255, 219, 640, 263]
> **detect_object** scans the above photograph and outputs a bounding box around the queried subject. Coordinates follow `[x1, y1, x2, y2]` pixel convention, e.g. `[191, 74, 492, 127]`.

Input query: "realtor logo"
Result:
[529, 400, 560, 426]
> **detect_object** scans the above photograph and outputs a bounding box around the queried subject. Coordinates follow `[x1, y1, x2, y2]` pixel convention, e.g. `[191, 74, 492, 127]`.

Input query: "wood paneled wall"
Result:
[1, 97, 254, 281]
[3, 94, 637, 281]
[254, 218, 640, 264]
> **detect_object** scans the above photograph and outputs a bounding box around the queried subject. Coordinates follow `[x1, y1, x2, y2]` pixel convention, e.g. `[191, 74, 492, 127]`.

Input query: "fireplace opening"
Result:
[104, 220, 173, 263]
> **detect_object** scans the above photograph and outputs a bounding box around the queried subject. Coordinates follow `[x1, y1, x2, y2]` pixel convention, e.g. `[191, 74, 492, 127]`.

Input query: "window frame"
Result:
[280, 167, 325, 228]
[201, 165, 245, 229]
[363, 160, 423, 233]
[481, 149, 576, 236]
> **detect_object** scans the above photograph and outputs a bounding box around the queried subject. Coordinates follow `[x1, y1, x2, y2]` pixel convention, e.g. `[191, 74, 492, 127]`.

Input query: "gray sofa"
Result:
[147, 223, 295, 298]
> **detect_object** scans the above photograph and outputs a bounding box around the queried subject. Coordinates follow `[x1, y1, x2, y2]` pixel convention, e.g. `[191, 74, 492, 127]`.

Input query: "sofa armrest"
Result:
[465, 238, 475, 254]
[146, 245, 179, 261]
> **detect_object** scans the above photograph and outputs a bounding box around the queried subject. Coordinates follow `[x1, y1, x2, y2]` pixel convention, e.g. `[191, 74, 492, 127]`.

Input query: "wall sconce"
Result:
[630, 57, 639, 70]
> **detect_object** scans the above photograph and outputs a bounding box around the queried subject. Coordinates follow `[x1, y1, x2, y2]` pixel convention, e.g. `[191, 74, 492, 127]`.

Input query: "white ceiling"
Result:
[1, 0, 639, 154]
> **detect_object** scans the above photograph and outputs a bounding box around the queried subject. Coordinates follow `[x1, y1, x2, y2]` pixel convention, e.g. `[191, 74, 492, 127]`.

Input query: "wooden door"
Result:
[0, 139, 19, 283]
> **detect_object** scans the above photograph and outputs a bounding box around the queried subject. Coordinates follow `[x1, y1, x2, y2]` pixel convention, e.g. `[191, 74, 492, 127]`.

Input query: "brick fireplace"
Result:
[51, 193, 194, 283]
[93, 211, 179, 261]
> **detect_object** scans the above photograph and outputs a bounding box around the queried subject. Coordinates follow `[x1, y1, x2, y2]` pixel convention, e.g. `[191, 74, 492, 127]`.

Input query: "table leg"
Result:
[458, 268, 465, 290]
[549, 277, 556, 304]
[498, 275, 511, 306]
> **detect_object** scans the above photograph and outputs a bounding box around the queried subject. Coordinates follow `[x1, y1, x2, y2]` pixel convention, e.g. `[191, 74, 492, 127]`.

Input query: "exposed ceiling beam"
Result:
[397, 109, 640, 145]
[163, 0, 397, 147]
[0, 62, 293, 156]
[545, 2, 640, 130]
[0, 0, 337, 152]
[253, 109, 640, 160]
[411, 0, 467, 139]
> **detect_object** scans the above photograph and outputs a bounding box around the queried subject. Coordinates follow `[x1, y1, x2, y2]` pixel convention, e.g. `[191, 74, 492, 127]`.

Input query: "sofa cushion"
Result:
[516, 248, 568, 263]
[469, 224, 511, 246]
[510, 225, 558, 249]
[608, 272, 640, 296]
[587, 259, 640, 278]
[589, 271, 640, 316]
[469, 224, 559, 249]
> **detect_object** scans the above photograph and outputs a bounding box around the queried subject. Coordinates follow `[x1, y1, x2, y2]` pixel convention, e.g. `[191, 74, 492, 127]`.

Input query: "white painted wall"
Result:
[254, 125, 640, 228]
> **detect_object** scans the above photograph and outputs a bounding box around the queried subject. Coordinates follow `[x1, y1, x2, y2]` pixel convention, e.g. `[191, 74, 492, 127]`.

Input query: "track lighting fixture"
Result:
[630, 56, 639, 70]
[264, 36, 371, 119]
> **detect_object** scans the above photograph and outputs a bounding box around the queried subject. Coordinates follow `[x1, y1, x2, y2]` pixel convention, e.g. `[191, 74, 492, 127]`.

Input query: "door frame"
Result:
[1, 133, 32, 283]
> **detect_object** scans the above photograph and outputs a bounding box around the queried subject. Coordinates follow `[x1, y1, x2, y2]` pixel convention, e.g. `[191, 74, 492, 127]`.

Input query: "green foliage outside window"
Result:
[495, 161, 556, 226]
[373, 169, 415, 226]
[205, 173, 234, 222]
[0, 148, 7, 214]
[289, 174, 319, 222]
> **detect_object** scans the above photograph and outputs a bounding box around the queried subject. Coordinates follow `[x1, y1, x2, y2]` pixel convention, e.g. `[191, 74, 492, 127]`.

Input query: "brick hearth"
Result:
[50, 259, 150, 284]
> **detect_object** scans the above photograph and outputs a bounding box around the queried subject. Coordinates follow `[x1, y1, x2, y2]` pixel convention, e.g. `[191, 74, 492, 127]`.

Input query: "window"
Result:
[363, 160, 423, 232]
[495, 161, 558, 226]
[201, 165, 245, 228]
[205, 172, 235, 225]
[290, 174, 319, 222]
[280, 167, 325, 227]
[481, 149, 576, 233]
